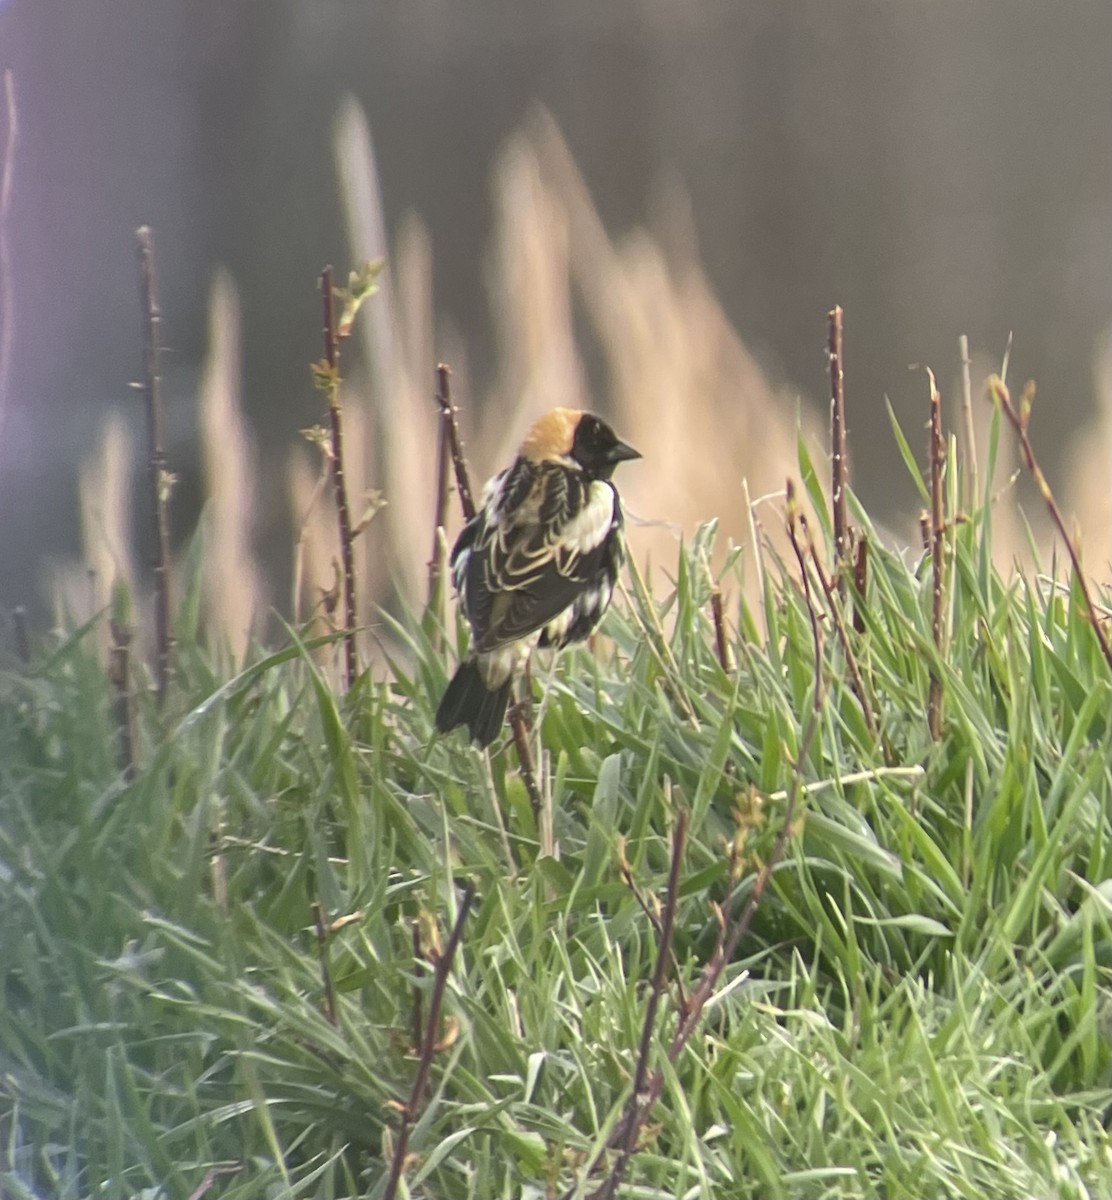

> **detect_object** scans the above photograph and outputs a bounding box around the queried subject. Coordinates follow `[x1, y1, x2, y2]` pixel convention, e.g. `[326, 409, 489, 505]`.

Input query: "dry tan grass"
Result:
[1066, 326, 1112, 574]
[63, 105, 1110, 671]
[198, 271, 263, 663]
[52, 411, 136, 647]
[326, 100, 823, 649]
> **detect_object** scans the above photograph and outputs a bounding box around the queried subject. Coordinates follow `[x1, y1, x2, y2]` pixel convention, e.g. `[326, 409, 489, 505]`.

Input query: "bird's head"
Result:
[521, 408, 641, 480]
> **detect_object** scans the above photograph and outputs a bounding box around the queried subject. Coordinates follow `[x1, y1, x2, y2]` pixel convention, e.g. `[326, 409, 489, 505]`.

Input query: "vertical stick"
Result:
[597, 811, 689, 1200]
[925, 367, 945, 740]
[852, 540, 868, 634]
[990, 376, 1112, 678]
[320, 267, 358, 690]
[509, 696, 543, 827]
[383, 884, 475, 1200]
[710, 587, 732, 672]
[410, 921, 425, 1053]
[136, 227, 173, 706]
[434, 362, 476, 522]
[802, 517, 877, 742]
[828, 306, 850, 572]
[427, 366, 454, 630]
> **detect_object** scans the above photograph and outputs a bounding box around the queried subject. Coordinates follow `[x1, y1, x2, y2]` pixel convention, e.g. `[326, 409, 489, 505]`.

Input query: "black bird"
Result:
[435, 407, 641, 746]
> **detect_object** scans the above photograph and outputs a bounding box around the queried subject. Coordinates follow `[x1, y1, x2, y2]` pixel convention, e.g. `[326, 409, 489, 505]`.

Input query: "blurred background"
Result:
[0, 1, 1109, 652]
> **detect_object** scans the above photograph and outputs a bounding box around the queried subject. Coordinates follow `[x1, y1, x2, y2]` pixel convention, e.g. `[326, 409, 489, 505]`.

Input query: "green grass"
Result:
[2, 453, 1111, 1198]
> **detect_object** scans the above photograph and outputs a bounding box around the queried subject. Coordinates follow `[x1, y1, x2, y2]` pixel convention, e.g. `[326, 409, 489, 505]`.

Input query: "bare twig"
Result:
[0, 71, 17, 441]
[990, 376, 1112, 678]
[411, 921, 425, 1054]
[919, 366, 946, 740]
[958, 334, 978, 506]
[591, 812, 689, 1200]
[427, 364, 454, 629]
[670, 713, 813, 1047]
[828, 306, 850, 572]
[852, 539, 868, 634]
[787, 482, 823, 695]
[384, 883, 475, 1200]
[136, 227, 173, 705]
[800, 514, 878, 743]
[311, 901, 337, 1026]
[434, 361, 476, 522]
[319, 266, 358, 690]
[509, 697, 543, 828]
[710, 586, 733, 672]
[616, 804, 688, 1011]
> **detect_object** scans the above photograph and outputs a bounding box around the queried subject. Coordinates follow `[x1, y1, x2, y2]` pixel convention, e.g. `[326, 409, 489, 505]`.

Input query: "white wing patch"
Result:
[479, 468, 507, 513]
[542, 579, 613, 646]
[559, 482, 615, 557]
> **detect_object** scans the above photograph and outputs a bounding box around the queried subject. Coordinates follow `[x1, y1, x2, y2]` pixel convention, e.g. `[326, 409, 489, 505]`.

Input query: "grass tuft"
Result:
[3, 411, 1111, 1197]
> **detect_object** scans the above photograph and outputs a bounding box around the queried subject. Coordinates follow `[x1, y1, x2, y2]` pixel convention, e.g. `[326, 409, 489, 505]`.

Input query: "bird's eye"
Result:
[574, 416, 612, 460]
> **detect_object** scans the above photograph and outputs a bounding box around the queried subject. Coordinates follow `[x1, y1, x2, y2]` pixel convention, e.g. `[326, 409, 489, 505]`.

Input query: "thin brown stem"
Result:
[852, 539, 868, 634]
[590, 812, 689, 1200]
[787, 481, 824, 701]
[411, 921, 425, 1054]
[801, 515, 878, 743]
[828, 305, 850, 571]
[0, 71, 17, 442]
[427, 365, 454, 629]
[509, 698, 542, 828]
[921, 366, 946, 740]
[434, 362, 476, 522]
[710, 586, 733, 672]
[670, 708, 815, 1055]
[320, 267, 358, 690]
[136, 226, 173, 706]
[990, 376, 1112, 678]
[383, 884, 475, 1200]
[311, 901, 337, 1027]
[616, 835, 688, 1015]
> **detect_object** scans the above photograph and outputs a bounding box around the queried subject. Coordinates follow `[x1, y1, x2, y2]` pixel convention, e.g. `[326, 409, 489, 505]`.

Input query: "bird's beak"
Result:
[607, 439, 642, 464]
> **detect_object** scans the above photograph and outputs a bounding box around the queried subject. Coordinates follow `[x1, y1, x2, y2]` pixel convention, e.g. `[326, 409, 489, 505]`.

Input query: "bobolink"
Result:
[436, 407, 641, 746]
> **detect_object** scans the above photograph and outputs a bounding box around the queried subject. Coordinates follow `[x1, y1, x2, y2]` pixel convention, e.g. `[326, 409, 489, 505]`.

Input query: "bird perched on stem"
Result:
[436, 408, 641, 747]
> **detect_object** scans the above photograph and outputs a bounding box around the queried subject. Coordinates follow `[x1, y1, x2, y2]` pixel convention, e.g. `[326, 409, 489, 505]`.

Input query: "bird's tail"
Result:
[435, 659, 512, 748]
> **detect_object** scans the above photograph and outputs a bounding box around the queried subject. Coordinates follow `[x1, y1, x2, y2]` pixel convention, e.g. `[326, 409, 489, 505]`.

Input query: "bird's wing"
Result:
[465, 469, 620, 652]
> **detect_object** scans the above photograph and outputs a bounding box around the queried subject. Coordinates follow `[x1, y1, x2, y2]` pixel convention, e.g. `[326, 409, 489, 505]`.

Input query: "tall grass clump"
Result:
[7, 101, 1112, 1200]
[3, 355, 1111, 1197]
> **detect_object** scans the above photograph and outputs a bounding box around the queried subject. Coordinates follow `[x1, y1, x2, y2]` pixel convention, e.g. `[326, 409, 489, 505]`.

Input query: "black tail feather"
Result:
[435, 660, 511, 748]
